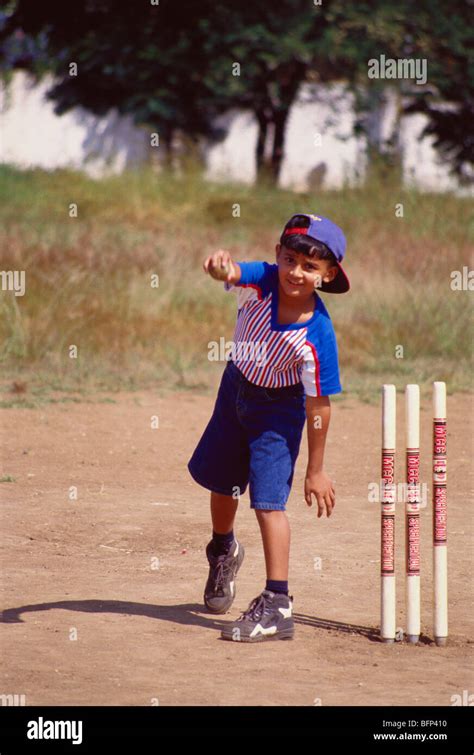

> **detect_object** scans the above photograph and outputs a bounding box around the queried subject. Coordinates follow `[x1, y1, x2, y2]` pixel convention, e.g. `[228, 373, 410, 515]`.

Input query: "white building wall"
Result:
[202, 109, 258, 185]
[0, 71, 150, 178]
[400, 111, 469, 194]
[278, 83, 367, 191]
[0, 70, 470, 194]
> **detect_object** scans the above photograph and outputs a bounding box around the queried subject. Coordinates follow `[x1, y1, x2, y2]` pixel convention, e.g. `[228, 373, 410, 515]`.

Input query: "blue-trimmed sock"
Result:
[211, 529, 234, 557]
[265, 579, 289, 596]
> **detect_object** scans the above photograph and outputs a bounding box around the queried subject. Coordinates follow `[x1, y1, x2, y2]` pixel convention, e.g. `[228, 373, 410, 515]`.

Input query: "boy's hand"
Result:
[304, 469, 336, 518]
[203, 250, 237, 282]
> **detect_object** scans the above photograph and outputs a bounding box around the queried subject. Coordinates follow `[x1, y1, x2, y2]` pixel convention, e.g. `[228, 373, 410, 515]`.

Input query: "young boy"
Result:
[187, 213, 350, 642]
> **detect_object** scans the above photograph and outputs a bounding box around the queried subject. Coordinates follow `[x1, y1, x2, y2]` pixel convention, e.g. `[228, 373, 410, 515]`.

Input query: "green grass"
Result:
[0, 162, 472, 404]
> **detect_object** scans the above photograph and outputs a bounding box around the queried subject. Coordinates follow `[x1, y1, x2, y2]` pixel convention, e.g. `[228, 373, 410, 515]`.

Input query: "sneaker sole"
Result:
[221, 627, 294, 642]
[204, 542, 245, 614]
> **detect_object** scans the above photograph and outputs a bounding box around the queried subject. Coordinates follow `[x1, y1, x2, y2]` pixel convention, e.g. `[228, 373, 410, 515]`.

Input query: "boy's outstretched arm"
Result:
[304, 395, 336, 518]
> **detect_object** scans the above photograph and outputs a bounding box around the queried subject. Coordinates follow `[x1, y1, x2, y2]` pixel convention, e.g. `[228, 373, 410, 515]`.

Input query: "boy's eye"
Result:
[285, 256, 317, 271]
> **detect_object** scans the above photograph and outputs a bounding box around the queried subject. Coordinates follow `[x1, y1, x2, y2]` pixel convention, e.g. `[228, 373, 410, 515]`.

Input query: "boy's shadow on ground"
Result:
[0, 599, 401, 643]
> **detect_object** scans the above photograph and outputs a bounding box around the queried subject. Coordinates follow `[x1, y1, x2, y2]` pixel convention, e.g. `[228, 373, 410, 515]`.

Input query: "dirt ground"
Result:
[1, 379, 473, 706]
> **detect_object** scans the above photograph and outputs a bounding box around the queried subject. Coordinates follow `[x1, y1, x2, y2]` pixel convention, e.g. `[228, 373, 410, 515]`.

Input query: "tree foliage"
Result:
[0, 0, 472, 181]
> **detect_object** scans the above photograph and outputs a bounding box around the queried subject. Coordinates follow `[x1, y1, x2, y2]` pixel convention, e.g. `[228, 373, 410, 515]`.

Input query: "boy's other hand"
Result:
[304, 469, 336, 518]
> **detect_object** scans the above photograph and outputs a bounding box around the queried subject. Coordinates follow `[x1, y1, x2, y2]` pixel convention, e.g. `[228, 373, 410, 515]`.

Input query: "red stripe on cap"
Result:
[283, 227, 308, 236]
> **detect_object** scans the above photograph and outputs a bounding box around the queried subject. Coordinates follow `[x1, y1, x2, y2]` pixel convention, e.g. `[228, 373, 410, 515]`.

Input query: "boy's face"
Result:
[275, 243, 338, 299]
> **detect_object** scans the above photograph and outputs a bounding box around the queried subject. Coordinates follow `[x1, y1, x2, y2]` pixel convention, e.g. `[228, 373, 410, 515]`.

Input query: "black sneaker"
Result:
[221, 589, 294, 642]
[204, 538, 245, 614]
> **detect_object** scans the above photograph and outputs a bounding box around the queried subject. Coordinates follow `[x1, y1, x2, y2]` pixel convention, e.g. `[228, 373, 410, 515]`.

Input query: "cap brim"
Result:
[319, 262, 350, 294]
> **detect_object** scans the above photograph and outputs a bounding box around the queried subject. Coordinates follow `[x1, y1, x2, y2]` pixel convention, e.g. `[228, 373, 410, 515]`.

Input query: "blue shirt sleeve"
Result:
[224, 261, 274, 293]
[316, 325, 342, 396]
[300, 305, 342, 397]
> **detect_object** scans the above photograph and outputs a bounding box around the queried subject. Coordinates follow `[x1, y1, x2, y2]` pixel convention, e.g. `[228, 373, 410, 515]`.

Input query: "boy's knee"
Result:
[254, 508, 285, 518]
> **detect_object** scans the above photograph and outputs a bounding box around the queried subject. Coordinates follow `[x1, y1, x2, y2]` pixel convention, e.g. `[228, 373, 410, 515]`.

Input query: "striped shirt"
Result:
[224, 261, 342, 397]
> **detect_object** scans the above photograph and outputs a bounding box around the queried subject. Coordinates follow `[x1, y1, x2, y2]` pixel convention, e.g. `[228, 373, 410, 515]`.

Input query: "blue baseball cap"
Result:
[281, 213, 350, 294]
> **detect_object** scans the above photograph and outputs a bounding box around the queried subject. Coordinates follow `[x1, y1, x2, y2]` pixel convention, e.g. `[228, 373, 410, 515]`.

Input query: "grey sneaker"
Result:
[221, 589, 294, 642]
[204, 538, 245, 614]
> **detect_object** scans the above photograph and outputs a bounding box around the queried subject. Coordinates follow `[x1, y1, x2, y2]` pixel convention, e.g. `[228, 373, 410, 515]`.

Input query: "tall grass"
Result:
[0, 163, 472, 404]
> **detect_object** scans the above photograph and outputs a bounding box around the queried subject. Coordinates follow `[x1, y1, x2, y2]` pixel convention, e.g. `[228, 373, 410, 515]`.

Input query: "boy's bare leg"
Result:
[255, 510, 290, 580]
[210, 491, 238, 534]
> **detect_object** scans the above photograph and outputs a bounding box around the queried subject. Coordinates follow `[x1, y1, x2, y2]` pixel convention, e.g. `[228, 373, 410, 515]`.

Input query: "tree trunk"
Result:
[162, 128, 175, 171]
[258, 61, 307, 184]
[271, 109, 289, 181]
[255, 109, 269, 178]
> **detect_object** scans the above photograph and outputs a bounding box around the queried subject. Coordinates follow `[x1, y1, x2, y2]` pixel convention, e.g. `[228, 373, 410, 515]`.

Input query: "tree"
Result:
[0, 0, 334, 181]
[1, 0, 472, 182]
[0, 0, 228, 161]
[401, 0, 473, 182]
[197, 1, 335, 181]
[323, 0, 473, 181]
